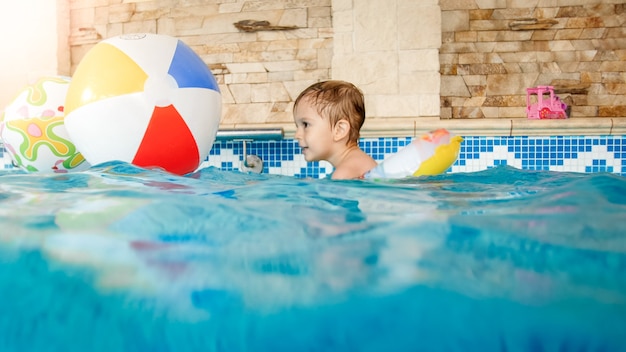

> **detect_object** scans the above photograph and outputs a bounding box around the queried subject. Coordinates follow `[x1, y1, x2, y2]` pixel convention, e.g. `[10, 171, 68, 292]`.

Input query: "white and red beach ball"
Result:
[64, 33, 222, 175]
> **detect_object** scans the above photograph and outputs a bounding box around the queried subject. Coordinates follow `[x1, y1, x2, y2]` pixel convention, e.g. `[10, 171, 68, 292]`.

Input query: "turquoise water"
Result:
[0, 162, 625, 351]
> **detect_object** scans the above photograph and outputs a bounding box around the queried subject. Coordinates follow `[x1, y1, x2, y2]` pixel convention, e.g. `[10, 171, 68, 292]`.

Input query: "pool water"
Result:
[0, 162, 625, 351]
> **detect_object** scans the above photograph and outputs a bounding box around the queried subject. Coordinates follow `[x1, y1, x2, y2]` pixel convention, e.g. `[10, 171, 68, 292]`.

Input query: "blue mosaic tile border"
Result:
[456, 136, 625, 175]
[201, 135, 626, 178]
[2, 136, 625, 177]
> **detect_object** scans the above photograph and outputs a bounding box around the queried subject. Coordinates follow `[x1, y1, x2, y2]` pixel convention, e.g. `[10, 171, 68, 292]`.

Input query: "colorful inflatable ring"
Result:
[365, 129, 463, 179]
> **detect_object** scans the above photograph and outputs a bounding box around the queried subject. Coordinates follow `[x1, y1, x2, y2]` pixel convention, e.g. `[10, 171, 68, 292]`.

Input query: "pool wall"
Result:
[2, 135, 625, 178]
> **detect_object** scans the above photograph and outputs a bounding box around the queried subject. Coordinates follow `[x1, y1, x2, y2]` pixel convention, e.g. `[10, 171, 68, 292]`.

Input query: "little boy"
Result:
[293, 80, 377, 180]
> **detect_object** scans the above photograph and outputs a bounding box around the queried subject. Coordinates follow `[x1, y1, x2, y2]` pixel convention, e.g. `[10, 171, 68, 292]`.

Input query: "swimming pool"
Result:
[0, 162, 624, 351]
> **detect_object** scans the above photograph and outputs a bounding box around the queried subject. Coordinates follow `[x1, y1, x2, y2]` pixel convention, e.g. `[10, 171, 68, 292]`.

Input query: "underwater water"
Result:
[0, 162, 625, 351]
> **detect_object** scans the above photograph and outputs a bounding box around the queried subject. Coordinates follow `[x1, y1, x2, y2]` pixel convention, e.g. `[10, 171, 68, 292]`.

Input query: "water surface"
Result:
[1, 163, 625, 351]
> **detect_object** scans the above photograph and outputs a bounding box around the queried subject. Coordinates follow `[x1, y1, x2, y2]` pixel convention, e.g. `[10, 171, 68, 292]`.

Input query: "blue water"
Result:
[0, 162, 625, 351]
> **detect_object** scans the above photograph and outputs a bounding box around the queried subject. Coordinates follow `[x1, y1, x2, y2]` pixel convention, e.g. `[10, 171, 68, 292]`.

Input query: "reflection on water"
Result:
[0, 162, 625, 351]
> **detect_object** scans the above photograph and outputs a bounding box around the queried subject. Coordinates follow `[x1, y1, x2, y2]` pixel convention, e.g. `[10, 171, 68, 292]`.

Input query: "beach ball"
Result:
[0, 76, 90, 173]
[64, 33, 222, 175]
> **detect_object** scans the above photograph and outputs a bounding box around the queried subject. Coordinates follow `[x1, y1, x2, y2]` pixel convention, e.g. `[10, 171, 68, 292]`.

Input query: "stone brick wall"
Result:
[332, 0, 442, 121]
[440, 0, 626, 119]
[66, 0, 625, 136]
[67, 0, 445, 135]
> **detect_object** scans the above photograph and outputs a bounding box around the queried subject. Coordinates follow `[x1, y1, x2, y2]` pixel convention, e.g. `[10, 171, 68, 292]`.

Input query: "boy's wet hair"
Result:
[294, 80, 365, 144]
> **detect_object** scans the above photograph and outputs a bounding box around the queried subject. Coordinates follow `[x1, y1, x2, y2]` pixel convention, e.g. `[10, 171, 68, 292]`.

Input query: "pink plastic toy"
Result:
[526, 86, 568, 119]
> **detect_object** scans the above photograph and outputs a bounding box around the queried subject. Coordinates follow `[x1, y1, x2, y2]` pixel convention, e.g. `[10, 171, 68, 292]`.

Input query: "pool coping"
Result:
[219, 117, 626, 138]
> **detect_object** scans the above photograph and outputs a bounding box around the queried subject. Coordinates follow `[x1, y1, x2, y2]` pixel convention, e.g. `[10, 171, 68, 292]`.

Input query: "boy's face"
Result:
[293, 98, 335, 162]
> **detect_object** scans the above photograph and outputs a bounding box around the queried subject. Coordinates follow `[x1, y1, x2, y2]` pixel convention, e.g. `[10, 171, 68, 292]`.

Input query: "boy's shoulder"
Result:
[332, 149, 377, 180]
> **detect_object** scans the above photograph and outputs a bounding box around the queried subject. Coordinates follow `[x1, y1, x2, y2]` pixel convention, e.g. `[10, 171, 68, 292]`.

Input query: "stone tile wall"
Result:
[67, 0, 443, 136]
[440, 0, 626, 119]
[66, 0, 625, 136]
[331, 0, 442, 120]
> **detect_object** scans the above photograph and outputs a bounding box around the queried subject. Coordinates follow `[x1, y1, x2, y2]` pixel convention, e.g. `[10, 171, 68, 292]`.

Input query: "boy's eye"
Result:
[302, 122, 309, 128]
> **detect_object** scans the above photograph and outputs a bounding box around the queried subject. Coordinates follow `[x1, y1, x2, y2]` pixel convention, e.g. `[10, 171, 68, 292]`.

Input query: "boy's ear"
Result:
[333, 120, 350, 141]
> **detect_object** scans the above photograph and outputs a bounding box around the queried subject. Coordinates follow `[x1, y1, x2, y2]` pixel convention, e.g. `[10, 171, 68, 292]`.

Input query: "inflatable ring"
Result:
[365, 129, 463, 179]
